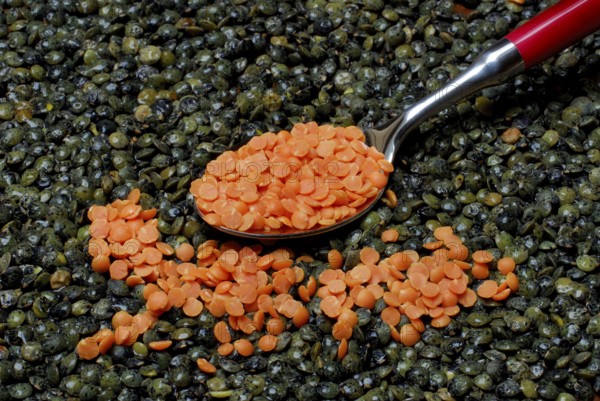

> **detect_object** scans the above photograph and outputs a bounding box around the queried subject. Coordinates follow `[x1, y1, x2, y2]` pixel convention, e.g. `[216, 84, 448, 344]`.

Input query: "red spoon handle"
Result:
[505, 0, 600, 69]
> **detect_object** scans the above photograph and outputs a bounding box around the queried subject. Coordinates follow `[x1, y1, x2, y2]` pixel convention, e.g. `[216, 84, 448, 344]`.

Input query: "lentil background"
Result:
[0, 0, 599, 400]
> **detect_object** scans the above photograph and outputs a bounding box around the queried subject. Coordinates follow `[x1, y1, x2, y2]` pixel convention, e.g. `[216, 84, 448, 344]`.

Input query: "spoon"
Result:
[196, 0, 600, 240]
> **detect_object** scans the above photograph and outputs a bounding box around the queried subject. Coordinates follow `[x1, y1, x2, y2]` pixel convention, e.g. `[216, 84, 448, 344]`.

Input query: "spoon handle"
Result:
[505, 0, 600, 69]
[372, 0, 600, 163]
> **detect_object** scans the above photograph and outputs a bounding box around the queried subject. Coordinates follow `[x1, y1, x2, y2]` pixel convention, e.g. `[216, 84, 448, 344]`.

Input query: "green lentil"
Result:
[0, 1, 597, 400]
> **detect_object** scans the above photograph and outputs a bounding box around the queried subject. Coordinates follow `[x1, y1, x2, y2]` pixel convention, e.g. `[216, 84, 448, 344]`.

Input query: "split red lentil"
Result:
[314, 226, 520, 346]
[190, 122, 393, 233]
[80, 190, 520, 370]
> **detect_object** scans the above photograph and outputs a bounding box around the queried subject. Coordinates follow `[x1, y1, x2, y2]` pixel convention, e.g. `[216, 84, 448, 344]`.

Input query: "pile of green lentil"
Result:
[0, 0, 599, 399]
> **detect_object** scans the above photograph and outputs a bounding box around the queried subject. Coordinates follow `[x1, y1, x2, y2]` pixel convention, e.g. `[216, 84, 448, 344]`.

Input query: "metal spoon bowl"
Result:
[195, 188, 385, 240]
[194, 0, 600, 240]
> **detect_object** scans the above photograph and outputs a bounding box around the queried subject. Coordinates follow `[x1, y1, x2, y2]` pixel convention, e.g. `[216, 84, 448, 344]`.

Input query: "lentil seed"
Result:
[0, 1, 597, 400]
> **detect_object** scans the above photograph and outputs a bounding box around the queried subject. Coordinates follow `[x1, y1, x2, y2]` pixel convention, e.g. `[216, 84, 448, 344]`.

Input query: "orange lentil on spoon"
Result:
[190, 122, 393, 234]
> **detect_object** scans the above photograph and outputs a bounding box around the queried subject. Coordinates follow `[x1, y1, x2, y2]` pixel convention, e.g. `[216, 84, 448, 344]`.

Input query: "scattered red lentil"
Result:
[217, 342, 234, 356]
[148, 340, 172, 351]
[471, 262, 490, 280]
[472, 250, 494, 264]
[381, 229, 399, 243]
[196, 358, 217, 374]
[500, 127, 522, 144]
[258, 334, 278, 352]
[327, 249, 344, 269]
[84, 192, 519, 368]
[313, 226, 519, 346]
[337, 338, 348, 360]
[497, 257, 516, 275]
[477, 280, 499, 298]
[382, 189, 398, 208]
[505, 271, 519, 291]
[76, 338, 100, 360]
[111, 310, 133, 328]
[233, 339, 254, 357]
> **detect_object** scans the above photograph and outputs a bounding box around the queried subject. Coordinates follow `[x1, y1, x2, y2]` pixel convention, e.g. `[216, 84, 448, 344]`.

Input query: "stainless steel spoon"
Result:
[196, 0, 600, 240]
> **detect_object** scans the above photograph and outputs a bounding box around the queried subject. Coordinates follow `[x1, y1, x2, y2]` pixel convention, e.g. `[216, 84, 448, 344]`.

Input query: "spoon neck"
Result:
[371, 38, 525, 164]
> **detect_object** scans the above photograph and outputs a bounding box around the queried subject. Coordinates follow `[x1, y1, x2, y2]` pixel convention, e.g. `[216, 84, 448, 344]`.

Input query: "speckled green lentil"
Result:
[577, 255, 598, 273]
[0, 0, 598, 400]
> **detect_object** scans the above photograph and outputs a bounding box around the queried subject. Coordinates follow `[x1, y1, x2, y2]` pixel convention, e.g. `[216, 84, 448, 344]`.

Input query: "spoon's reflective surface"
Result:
[194, 0, 600, 240]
